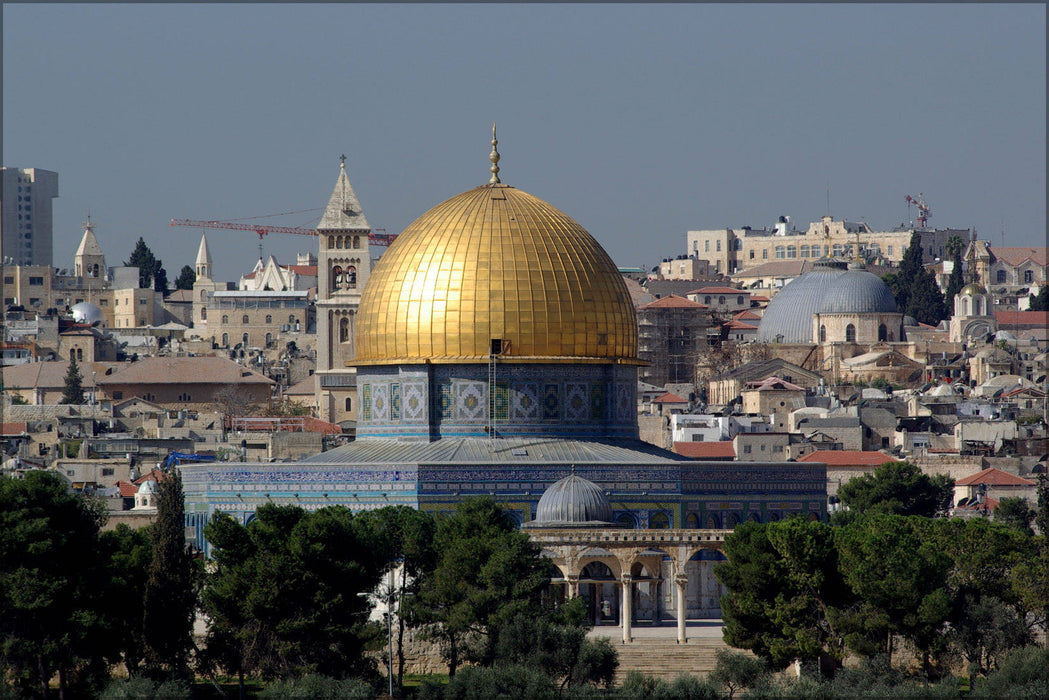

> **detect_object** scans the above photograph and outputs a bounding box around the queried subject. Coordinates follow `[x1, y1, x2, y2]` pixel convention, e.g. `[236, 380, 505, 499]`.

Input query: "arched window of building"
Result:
[716, 240, 722, 252]
[339, 317, 349, 343]
[344, 397, 352, 411]
[614, 512, 638, 529]
[737, 295, 744, 304]
[786, 245, 797, 259]
[265, 332, 272, 346]
[265, 314, 272, 324]
[327, 235, 334, 248]
[346, 266, 357, 288]
[201, 308, 207, 320]
[704, 296, 711, 304]
[846, 324, 856, 342]
[685, 513, 700, 529]
[1024, 270, 1034, 283]
[242, 333, 249, 346]
[331, 265, 343, 291]
[353, 236, 360, 249]
[336, 236, 343, 249]
[974, 298, 983, 315]
[77, 348, 83, 361]
[200, 289, 208, 302]
[878, 324, 887, 341]
[221, 333, 228, 346]
[775, 246, 786, 259]
[242, 315, 249, 324]
[69, 349, 75, 361]
[705, 513, 720, 528]
[800, 245, 810, 258]
[650, 512, 670, 529]
[996, 270, 1007, 283]
[819, 325, 827, 342]
[221, 315, 229, 324]
[289, 315, 296, 324]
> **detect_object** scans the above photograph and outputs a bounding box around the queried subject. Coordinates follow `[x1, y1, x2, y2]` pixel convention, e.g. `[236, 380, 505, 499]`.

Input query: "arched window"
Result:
[242, 333, 249, 346]
[201, 308, 207, 320]
[353, 236, 360, 249]
[614, 513, 637, 529]
[344, 397, 352, 411]
[77, 348, 83, 361]
[336, 236, 343, 249]
[846, 324, 856, 342]
[331, 265, 343, 291]
[786, 245, 797, 259]
[650, 512, 670, 529]
[289, 315, 296, 324]
[878, 324, 887, 341]
[69, 349, 75, 361]
[327, 235, 334, 248]
[800, 245, 810, 258]
[265, 332, 272, 346]
[346, 266, 357, 288]
[685, 513, 700, 529]
[265, 315, 272, 324]
[737, 295, 744, 304]
[819, 325, 827, 342]
[974, 298, 983, 315]
[200, 290, 208, 302]
[704, 296, 711, 304]
[221, 333, 228, 346]
[1024, 270, 1034, 283]
[996, 270, 1007, 283]
[718, 296, 726, 305]
[339, 317, 349, 343]
[775, 246, 786, 259]
[242, 315, 249, 324]
[221, 315, 229, 324]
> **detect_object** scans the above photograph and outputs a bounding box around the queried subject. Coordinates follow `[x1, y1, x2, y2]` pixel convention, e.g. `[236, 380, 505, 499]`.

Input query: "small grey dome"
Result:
[757, 259, 847, 344]
[526, 474, 614, 528]
[71, 302, 104, 324]
[816, 269, 898, 314]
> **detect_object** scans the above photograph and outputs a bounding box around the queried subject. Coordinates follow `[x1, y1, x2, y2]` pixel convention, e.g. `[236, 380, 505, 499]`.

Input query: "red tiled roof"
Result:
[133, 469, 165, 486]
[117, 481, 139, 498]
[1, 422, 28, 436]
[797, 450, 899, 467]
[640, 295, 709, 310]
[674, 441, 736, 459]
[990, 246, 1047, 267]
[652, 392, 689, 404]
[724, 320, 759, 330]
[995, 311, 1048, 328]
[733, 309, 762, 320]
[287, 265, 317, 275]
[745, 376, 804, 391]
[750, 295, 770, 302]
[956, 468, 1036, 487]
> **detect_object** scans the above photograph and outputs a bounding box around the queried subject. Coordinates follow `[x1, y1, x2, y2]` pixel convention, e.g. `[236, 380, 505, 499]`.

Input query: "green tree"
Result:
[716, 519, 852, 670]
[0, 471, 109, 698]
[98, 524, 153, 678]
[124, 237, 167, 292]
[835, 515, 952, 671]
[174, 265, 196, 291]
[201, 504, 383, 686]
[994, 497, 1037, 536]
[942, 241, 966, 311]
[1028, 285, 1049, 312]
[836, 461, 954, 519]
[406, 497, 549, 676]
[886, 232, 948, 325]
[61, 355, 86, 405]
[142, 473, 198, 680]
[709, 649, 770, 700]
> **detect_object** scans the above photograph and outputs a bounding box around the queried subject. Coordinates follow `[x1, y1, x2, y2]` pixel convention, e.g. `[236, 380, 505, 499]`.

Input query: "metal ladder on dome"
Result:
[488, 339, 505, 448]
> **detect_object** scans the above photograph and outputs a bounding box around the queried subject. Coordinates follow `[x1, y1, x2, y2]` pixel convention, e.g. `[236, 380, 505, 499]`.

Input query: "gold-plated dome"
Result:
[960, 282, 988, 296]
[355, 184, 638, 365]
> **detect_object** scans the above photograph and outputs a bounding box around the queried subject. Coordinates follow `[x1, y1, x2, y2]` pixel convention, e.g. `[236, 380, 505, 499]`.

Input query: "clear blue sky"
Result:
[4, 3, 1045, 282]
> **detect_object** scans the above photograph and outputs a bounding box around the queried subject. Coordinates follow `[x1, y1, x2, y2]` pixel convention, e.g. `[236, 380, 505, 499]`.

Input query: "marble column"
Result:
[675, 574, 688, 644]
[621, 575, 633, 643]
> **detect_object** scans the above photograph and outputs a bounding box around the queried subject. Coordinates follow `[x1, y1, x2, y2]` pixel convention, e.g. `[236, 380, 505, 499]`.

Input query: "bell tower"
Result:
[315, 156, 372, 427]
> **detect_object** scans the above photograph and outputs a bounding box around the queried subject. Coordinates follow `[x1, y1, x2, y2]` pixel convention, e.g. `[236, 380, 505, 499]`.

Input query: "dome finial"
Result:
[489, 122, 501, 184]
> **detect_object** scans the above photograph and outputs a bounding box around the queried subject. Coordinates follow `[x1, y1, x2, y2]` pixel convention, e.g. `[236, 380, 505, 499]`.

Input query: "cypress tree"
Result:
[942, 250, 965, 312]
[142, 471, 198, 680]
[61, 355, 86, 405]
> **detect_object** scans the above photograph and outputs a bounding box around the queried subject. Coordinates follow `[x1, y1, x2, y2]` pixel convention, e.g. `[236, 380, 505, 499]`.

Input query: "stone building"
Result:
[637, 295, 714, 387]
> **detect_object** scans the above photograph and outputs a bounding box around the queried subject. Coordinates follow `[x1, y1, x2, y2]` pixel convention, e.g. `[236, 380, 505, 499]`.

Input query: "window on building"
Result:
[737, 295, 744, 304]
[29, 298, 41, 306]
[878, 324, 887, 341]
[99, 299, 108, 306]
[704, 240, 710, 252]
[28, 277, 43, 285]
[265, 315, 272, 324]
[749, 250, 755, 259]
[102, 468, 114, 476]
[704, 296, 711, 304]
[328, 235, 334, 248]
[819, 325, 827, 342]
[762, 249, 768, 259]
[221, 314, 228, 324]
[221, 333, 228, 346]
[344, 397, 352, 411]
[139, 298, 147, 305]
[786, 245, 797, 259]
[832, 244, 843, 257]
[716, 240, 722, 252]
[743, 444, 752, 454]
[650, 512, 670, 529]
[353, 236, 360, 249]
[887, 245, 893, 255]
[996, 270, 1007, 283]
[846, 324, 856, 342]
[346, 266, 357, 288]
[242, 315, 249, 324]
[289, 315, 296, 324]
[775, 246, 785, 259]
[336, 237, 343, 249]
[242, 333, 249, 346]
[265, 332, 272, 346]
[2, 276, 12, 284]
[113, 391, 123, 400]
[339, 317, 349, 343]
[718, 296, 725, 305]
[1024, 270, 1034, 283]
[800, 245, 810, 258]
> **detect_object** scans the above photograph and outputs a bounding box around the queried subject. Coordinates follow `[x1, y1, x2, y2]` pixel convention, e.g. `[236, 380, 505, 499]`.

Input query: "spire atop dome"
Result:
[318, 155, 370, 231]
[489, 122, 501, 184]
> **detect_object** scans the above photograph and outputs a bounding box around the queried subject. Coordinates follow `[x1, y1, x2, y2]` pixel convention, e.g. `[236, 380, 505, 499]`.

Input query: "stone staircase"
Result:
[598, 636, 736, 683]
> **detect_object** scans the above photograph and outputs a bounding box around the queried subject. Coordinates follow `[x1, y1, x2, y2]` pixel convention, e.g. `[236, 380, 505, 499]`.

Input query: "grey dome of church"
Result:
[756, 259, 847, 343]
[70, 302, 104, 325]
[526, 474, 615, 528]
[816, 265, 898, 315]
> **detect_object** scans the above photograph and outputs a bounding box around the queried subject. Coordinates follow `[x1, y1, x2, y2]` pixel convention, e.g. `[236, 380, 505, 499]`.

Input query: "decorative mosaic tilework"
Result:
[404, 382, 426, 422]
[437, 383, 454, 419]
[361, 384, 372, 421]
[492, 382, 510, 421]
[372, 383, 390, 422]
[390, 383, 401, 420]
[565, 383, 588, 421]
[457, 382, 486, 422]
[513, 383, 540, 420]
[542, 384, 560, 420]
[615, 382, 633, 421]
[590, 383, 606, 420]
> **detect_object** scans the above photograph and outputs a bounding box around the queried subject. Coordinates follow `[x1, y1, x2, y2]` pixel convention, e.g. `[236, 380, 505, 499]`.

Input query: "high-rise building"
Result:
[1, 167, 59, 267]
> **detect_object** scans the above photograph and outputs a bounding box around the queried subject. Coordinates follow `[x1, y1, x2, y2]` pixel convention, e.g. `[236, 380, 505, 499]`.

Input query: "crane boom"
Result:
[170, 218, 397, 245]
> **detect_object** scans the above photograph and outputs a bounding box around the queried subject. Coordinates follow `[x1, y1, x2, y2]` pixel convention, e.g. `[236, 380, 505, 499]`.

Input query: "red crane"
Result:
[169, 218, 397, 246]
[904, 193, 931, 229]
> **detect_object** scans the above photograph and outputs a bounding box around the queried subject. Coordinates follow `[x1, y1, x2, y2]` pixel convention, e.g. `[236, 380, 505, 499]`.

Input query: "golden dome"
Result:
[960, 282, 987, 296]
[355, 183, 638, 365]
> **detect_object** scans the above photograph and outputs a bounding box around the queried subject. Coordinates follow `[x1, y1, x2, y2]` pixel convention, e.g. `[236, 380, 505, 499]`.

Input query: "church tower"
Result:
[191, 233, 224, 335]
[315, 156, 372, 427]
[73, 217, 106, 279]
[195, 233, 213, 280]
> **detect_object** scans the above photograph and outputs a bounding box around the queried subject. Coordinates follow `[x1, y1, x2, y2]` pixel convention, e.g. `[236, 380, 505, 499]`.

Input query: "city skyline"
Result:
[3, 3, 1045, 282]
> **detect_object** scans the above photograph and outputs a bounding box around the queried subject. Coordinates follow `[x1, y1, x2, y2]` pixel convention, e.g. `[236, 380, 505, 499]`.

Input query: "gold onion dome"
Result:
[354, 183, 638, 365]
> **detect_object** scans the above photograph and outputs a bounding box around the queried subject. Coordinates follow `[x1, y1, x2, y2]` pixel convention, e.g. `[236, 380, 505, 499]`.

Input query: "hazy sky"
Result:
[4, 3, 1045, 282]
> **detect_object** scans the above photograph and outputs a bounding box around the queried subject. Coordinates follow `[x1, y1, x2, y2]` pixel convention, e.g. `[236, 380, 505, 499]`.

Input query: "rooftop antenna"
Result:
[489, 122, 501, 184]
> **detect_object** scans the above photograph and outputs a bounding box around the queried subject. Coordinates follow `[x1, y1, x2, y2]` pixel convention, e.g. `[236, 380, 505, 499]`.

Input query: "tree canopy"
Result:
[124, 237, 168, 292]
[174, 265, 196, 291]
[836, 461, 954, 519]
[883, 231, 947, 325]
[61, 355, 86, 405]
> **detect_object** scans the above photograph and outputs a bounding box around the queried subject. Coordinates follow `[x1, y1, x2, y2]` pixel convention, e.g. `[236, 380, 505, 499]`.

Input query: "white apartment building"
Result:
[1, 167, 59, 268]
